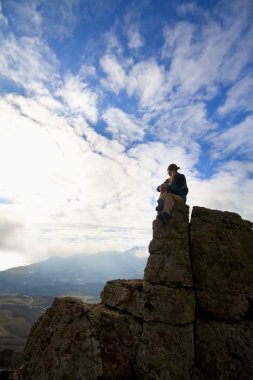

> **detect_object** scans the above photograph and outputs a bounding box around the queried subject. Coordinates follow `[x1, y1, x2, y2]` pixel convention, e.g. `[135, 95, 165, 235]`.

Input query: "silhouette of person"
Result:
[156, 164, 188, 224]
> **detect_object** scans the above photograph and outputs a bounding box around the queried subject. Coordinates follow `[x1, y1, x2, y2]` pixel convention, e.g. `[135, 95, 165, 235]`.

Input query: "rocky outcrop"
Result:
[191, 207, 253, 380]
[16, 204, 253, 379]
[101, 205, 195, 379]
[20, 298, 141, 380]
[191, 207, 253, 320]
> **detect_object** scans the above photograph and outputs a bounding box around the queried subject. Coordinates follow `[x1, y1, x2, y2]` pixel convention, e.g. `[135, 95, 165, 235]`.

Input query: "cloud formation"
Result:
[0, 0, 253, 270]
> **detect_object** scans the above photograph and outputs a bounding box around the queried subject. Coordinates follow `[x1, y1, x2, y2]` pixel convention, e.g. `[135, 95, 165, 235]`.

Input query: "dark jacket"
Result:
[157, 173, 189, 202]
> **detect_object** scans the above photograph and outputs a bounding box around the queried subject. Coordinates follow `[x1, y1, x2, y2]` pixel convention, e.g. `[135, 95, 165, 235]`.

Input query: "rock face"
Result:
[17, 204, 253, 379]
[21, 298, 141, 380]
[191, 206, 253, 380]
[191, 206, 253, 320]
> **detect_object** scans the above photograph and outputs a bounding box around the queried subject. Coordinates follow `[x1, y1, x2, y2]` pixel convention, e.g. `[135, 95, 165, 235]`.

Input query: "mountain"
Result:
[0, 248, 148, 297]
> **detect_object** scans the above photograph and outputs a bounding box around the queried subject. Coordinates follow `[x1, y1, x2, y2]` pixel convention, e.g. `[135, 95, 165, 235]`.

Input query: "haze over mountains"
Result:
[0, 248, 148, 297]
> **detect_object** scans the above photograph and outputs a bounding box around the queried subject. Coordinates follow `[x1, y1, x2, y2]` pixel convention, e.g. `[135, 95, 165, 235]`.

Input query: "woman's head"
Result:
[167, 163, 180, 175]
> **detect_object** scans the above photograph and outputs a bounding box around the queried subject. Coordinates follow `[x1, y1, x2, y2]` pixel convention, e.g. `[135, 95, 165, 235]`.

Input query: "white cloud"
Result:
[127, 59, 166, 107]
[2, 0, 42, 35]
[147, 101, 216, 150]
[0, 219, 23, 251]
[56, 74, 98, 123]
[162, 6, 253, 97]
[162, 22, 221, 96]
[104, 30, 123, 55]
[41, 0, 79, 39]
[100, 54, 127, 94]
[100, 54, 166, 108]
[79, 64, 97, 78]
[127, 25, 144, 49]
[218, 74, 253, 115]
[176, 2, 200, 16]
[211, 116, 253, 159]
[0, 90, 253, 266]
[0, 34, 59, 92]
[0, 0, 8, 25]
[102, 107, 145, 144]
[0, 94, 154, 263]
[127, 142, 198, 176]
[188, 164, 253, 222]
[4, 0, 79, 40]
[4, 93, 64, 126]
[1, 0, 253, 270]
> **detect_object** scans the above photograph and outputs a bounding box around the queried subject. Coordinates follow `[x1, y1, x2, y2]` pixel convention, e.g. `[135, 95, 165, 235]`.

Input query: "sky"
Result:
[0, 0, 253, 271]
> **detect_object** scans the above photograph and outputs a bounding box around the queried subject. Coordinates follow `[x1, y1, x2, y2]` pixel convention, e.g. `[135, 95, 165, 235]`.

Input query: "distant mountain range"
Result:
[0, 248, 148, 297]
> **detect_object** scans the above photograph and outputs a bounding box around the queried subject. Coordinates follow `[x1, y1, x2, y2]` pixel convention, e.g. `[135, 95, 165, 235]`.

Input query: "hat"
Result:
[168, 164, 180, 171]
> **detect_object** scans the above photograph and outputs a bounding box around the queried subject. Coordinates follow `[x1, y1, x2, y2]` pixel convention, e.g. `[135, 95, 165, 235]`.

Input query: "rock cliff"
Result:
[15, 205, 253, 380]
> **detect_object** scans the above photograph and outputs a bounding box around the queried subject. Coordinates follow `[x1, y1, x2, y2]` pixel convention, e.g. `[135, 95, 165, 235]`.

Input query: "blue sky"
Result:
[0, 0, 253, 270]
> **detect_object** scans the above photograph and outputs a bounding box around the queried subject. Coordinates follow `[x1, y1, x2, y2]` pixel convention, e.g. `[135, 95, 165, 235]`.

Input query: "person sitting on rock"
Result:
[156, 164, 188, 224]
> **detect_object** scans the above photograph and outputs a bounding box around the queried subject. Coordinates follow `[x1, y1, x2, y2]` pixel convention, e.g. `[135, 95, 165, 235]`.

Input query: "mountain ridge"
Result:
[0, 248, 148, 296]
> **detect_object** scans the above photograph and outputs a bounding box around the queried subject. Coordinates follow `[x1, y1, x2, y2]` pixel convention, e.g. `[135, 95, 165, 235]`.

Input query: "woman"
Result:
[156, 164, 188, 224]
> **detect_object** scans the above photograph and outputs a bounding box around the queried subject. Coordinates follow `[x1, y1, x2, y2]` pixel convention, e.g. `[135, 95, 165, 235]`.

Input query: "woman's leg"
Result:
[162, 193, 184, 215]
[156, 191, 167, 211]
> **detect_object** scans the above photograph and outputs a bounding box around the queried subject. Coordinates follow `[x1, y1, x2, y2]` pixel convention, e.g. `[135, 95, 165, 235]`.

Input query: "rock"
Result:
[195, 289, 249, 320]
[190, 206, 253, 320]
[20, 297, 141, 380]
[89, 304, 142, 380]
[101, 279, 146, 318]
[102, 279, 195, 324]
[145, 203, 193, 287]
[141, 282, 195, 324]
[153, 203, 190, 239]
[21, 298, 102, 380]
[144, 251, 193, 287]
[195, 319, 253, 380]
[136, 322, 194, 380]
[0, 350, 13, 368]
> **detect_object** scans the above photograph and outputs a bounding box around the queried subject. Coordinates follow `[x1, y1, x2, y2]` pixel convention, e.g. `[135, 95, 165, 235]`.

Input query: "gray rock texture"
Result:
[195, 319, 253, 380]
[145, 204, 193, 287]
[190, 206, 253, 320]
[102, 279, 195, 324]
[17, 204, 253, 380]
[21, 297, 141, 380]
[136, 322, 194, 380]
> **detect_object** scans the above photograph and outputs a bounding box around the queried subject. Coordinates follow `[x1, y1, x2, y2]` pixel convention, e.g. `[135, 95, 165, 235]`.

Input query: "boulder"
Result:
[144, 251, 193, 287]
[190, 206, 253, 320]
[195, 319, 253, 380]
[20, 297, 141, 380]
[145, 203, 193, 287]
[102, 279, 195, 324]
[136, 322, 194, 380]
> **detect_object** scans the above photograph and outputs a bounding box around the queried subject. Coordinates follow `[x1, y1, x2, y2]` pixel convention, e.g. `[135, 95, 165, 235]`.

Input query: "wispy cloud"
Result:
[127, 24, 144, 49]
[102, 107, 145, 144]
[56, 74, 99, 123]
[0, 0, 8, 25]
[2, 0, 79, 40]
[0, 34, 59, 93]
[211, 116, 253, 159]
[0, 0, 253, 269]
[100, 54, 127, 94]
[162, 4, 253, 98]
[218, 74, 253, 115]
[2, 0, 42, 36]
